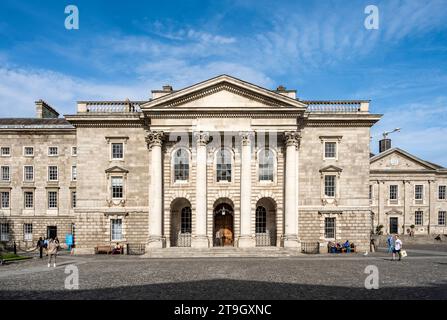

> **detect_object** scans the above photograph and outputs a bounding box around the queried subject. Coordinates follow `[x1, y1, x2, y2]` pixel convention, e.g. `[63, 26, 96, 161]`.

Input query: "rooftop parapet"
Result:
[303, 100, 370, 113]
[76, 100, 145, 114]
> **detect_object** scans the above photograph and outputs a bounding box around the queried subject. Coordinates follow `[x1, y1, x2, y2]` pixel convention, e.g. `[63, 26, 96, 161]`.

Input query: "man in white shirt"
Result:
[393, 235, 403, 261]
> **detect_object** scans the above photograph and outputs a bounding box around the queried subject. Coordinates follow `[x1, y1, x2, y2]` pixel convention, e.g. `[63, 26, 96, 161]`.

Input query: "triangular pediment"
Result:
[141, 75, 307, 111]
[319, 165, 343, 173]
[370, 148, 441, 171]
[105, 166, 129, 174]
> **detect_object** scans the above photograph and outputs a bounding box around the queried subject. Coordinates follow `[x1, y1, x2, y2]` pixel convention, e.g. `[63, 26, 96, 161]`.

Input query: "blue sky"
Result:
[0, 0, 446, 165]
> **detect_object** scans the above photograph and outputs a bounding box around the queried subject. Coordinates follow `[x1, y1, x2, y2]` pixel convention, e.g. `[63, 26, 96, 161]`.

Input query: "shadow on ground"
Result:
[1, 279, 446, 300]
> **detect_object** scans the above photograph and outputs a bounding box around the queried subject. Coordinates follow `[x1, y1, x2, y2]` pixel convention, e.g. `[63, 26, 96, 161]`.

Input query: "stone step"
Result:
[141, 247, 305, 258]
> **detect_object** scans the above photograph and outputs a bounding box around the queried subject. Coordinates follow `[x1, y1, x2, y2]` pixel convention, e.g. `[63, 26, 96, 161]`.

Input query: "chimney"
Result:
[275, 85, 297, 99]
[379, 138, 392, 153]
[151, 85, 174, 99]
[35, 100, 59, 119]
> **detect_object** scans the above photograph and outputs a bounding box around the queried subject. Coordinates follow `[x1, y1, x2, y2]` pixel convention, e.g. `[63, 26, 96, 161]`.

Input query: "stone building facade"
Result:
[1, 75, 443, 255]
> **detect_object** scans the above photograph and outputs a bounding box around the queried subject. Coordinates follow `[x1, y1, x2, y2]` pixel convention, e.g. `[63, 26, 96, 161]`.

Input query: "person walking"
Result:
[47, 238, 59, 268]
[36, 237, 44, 259]
[392, 235, 403, 261]
[43, 237, 49, 256]
[386, 234, 394, 254]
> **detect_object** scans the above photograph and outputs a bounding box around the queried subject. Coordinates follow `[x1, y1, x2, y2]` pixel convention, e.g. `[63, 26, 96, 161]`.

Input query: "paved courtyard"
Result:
[0, 245, 446, 300]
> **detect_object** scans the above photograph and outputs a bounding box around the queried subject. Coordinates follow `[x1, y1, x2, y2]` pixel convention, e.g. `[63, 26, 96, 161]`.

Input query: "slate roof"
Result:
[0, 118, 74, 129]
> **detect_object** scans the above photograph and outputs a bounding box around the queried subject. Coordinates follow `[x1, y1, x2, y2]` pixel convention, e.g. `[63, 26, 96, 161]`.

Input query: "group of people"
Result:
[328, 240, 353, 253]
[36, 237, 60, 267]
[386, 234, 403, 261]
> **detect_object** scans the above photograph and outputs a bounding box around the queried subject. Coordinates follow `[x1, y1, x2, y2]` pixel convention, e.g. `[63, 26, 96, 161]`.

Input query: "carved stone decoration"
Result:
[146, 131, 165, 149]
[193, 131, 210, 146]
[239, 131, 254, 146]
[284, 131, 301, 149]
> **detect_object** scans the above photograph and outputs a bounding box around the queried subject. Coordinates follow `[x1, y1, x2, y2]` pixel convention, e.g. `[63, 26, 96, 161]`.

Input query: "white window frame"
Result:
[0, 223, 10, 241]
[324, 141, 337, 160]
[415, 211, 423, 226]
[111, 219, 123, 241]
[24, 191, 34, 209]
[48, 191, 58, 209]
[23, 165, 34, 182]
[438, 185, 446, 200]
[111, 143, 124, 160]
[214, 147, 234, 183]
[1, 191, 10, 209]
[23, 223, 33, 241]
[0, 147, 11, 157]
[23, 146, 34, 157]
[438, 211, 446, 226]
[171, 148, 191, 184]
[111, 176, 124, 199]
[48, 166, 58, 182]
[324, 217, 336, 240]
[324, 175, 336, 198]
[71, 191, 77, 209]
[389, 184, 399, 204]
[71, 146, 77, 157]
[257, 148, 277, 183]
[72, 166, 77, 181]
[1, 166, 10, 182]
[48, 146, 59, 157]
[414, 185, 424, 201]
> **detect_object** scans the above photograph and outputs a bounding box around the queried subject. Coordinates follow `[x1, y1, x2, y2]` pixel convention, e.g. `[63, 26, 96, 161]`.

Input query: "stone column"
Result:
[284, 131, 300, 248]
[146, 131, 164, 249]
[238, 131, 255, 247]
[192, 131, 210, 248]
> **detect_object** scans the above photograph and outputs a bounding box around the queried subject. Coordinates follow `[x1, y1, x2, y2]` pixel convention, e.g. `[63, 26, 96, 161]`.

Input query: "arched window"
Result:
[174, 149, 189, 181]
[216, 149, 232, 182]
[256, 206, 267, 233]
[181, 207, 192, 233]
[259, 149, 274, 182]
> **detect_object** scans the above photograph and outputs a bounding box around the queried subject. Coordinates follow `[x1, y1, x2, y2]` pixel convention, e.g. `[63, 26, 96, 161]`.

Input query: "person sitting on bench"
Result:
[111, 243, 123, 255]
[343, 240, 351, 253]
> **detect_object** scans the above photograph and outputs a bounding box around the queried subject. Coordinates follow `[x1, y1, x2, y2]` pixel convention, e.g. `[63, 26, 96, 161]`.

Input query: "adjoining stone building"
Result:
[0, 75, 444, 254]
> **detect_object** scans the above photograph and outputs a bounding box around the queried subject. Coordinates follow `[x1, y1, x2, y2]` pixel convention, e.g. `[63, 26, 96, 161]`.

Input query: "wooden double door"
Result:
[214, 204, 234, 247]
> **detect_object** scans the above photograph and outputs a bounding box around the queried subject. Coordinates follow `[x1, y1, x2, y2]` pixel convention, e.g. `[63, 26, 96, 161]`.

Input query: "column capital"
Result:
[146, 131, 165, 149]
[284, 131, 301, 149]
[194, 131, 210, 146]
[239, 131, 254, 146]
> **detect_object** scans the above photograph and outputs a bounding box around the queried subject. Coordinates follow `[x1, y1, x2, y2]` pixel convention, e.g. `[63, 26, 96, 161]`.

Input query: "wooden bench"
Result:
[94, 245, 112, 254]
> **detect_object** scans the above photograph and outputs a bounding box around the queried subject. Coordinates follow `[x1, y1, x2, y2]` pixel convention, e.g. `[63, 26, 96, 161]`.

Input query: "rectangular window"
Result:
[48, 147, 58, 156]
[24, 166, 34, 182]
[324, 142, 337, 159]
[439, 186, 446, 200]
[369, 185, 372, 200]
[24, 192, 34, 209]
[111, 143, 124, 160]
[48, 166, 58, 181]
[24, 147, 34, 156]
[1, 147, 10, 156]
[1, 166, 10, 181]
[23, 224, 33, 241]
[0, 223, 10, 241]
[111, 219, 122, 241]
[72, 166, 77, 181]
[438, 211, 446, 226]
[1, 192, 10, 209]
[324, 217, 336, 239]
[415, 211, 423, 226]
[390, 185, 398, 200]
[71, 191, 77, 208]
[324, 175, 336, 197]
[111, 177, 123, 199]
[48, 191, 58, 209]
[72, 146, 77, 156]
[415, 185, 424, 200]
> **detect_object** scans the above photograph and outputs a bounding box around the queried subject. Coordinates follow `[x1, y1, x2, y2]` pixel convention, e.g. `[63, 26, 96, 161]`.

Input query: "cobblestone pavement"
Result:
[0, 248, 446, 300]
